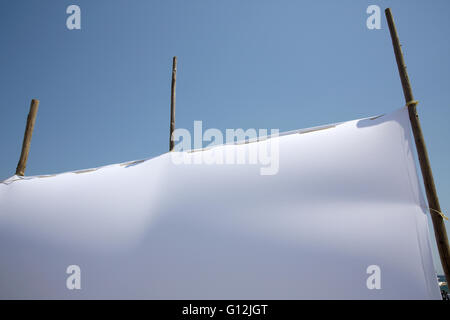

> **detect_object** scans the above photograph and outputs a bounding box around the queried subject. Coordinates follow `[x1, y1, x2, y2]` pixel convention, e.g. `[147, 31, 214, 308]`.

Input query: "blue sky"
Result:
[1, 0, 449, 274]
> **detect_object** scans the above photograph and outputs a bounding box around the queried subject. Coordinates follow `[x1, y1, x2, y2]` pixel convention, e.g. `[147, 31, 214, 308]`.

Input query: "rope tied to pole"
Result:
[405, 100, 419, 107]
[427, 207, 449, 221]
[422, 206, 449, 221]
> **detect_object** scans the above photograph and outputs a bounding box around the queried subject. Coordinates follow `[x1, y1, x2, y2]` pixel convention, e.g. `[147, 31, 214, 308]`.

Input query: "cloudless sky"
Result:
[1, 0, 449, 274]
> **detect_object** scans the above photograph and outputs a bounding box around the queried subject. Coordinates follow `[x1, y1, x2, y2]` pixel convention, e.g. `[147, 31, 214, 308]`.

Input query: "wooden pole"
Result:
[385, 8, 450, 285]
[169, 56, 177, 151]
[16, 99, 39, 176]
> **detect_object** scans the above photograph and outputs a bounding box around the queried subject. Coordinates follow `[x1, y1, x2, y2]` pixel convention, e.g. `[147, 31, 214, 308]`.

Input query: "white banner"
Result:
[0, 107, 441, 299]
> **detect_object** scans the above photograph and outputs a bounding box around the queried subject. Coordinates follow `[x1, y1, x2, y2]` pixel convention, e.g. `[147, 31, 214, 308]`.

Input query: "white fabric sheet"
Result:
[0, 107, 441, 299]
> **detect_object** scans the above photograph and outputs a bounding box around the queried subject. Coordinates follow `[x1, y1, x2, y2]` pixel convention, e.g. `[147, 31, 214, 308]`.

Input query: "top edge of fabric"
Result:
[0, 109, 395, 184]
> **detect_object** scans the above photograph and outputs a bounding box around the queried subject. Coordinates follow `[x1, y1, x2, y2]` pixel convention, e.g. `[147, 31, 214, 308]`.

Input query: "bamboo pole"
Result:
[169, 56, 177, 151]
[16, 99, 39, 176]
[385, 8, 450, 285]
